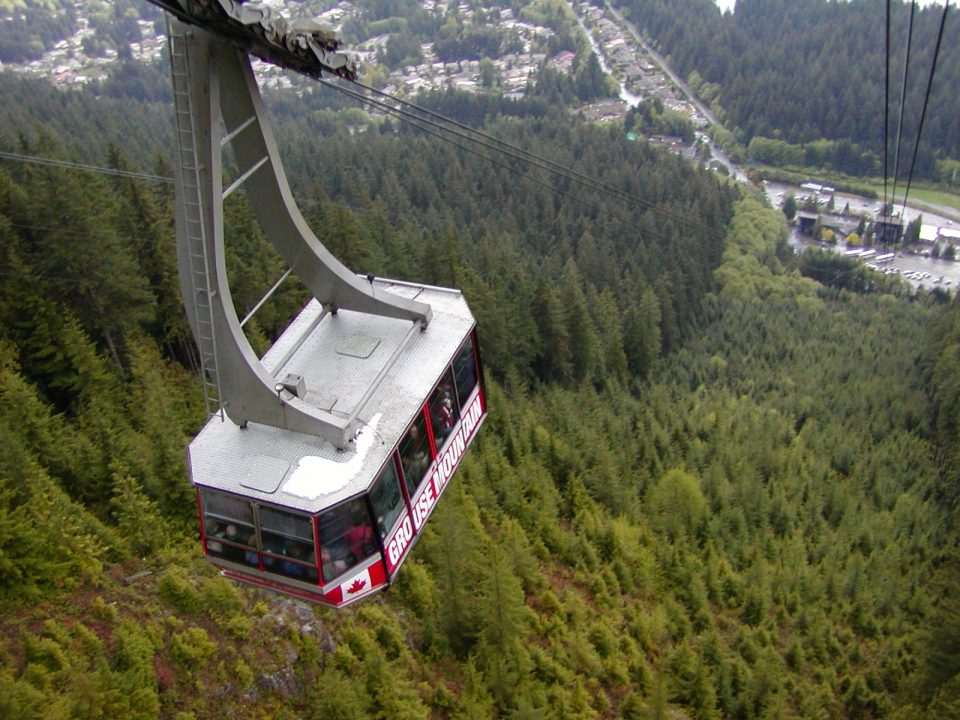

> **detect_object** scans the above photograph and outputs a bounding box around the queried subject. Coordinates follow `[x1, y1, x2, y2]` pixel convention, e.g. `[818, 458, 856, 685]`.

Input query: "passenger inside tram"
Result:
[318, 498, 376, 582]
[369, 461, 404, 541]
[429, 376, 457, 447]
[345, 519, 375, 560]
[205, 518, 224, 553]
[321, 545, 347, 580]
[244, 534, 259, 566]
[400, 418, 430, 494]
[280, 544, 308, 578]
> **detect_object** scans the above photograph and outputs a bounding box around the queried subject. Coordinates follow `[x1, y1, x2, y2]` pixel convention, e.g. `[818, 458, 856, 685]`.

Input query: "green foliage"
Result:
[170, 626, 217, 669]
[0, 347, 112, 597]
[453, 659, 495, 719]
[199, 574, 243, 614]
[916, 554, 960, 701]
[0, 57, 957, 720]
[521, 0, 577, 29]
[782, 192, 797, 221]
[626, 97, 696, 143]
[421, 487, 486, 655]
[109, 465, 172, 558]
[475, 531, 533, 709]
[714, 196, 821, 304]
[623, 0, 960, 178]
[157, 568, 204, 615]
[121, 333, 201, 522]
[920, 300, 960, 508]
[748, 135, 805, 167]
[307, 666, 371, 718]
[646, 467, 707, 541]
[4, 618, 161, 719]
[0, 671, 46, 719]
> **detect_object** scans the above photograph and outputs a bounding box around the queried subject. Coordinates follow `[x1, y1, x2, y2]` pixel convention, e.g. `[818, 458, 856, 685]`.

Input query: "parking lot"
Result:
[764, 181, 960, 292]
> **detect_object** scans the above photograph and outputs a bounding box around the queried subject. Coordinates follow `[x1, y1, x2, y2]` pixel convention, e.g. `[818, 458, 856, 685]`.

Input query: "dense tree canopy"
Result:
[617, 0, 960, 179]
[0, 65, 957, 718]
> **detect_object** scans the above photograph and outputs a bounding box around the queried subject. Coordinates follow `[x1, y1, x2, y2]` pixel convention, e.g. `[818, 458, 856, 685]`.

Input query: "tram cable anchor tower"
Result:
[166, 16, 431, 449]
[151, 1, 487, 608]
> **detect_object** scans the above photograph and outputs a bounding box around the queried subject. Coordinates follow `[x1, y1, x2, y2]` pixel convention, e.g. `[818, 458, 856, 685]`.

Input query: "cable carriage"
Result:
[153, 1, 487, 607]
[195, 295, 485, 607]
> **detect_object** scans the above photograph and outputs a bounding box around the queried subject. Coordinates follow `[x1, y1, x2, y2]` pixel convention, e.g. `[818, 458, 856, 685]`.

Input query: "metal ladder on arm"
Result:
[163, 19, 434, 448]
[168, 19, 223, 420]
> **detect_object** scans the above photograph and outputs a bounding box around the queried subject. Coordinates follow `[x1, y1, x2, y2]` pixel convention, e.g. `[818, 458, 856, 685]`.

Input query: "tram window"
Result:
[369, 460, 404, 541]
[399, 413, 430, 497]
[260, 506, 318, 584]
[201, 490, 256, 563]
[428, 369, 458, 449]
[452, 335, 478, 410]
[202, 490, 254, 526]
[318, 498, 377, 583]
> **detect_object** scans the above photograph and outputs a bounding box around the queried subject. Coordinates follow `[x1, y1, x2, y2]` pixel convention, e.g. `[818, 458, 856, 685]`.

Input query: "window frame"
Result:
[368, 455, 407, 542]
[427, 367, 459, 452]
[452, 333, 480, 413]
[200, 489, 322, 584]
[398, 409, 432, 498]
[316, 496, 379, 584]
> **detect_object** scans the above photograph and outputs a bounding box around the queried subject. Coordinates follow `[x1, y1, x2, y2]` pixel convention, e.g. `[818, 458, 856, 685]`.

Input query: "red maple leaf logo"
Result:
[346, 578, 367, 594]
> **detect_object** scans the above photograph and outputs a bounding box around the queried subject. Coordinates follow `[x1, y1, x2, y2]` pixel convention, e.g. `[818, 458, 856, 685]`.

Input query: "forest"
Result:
[615, 0, 960, 182]
[0, 46, 959, 720]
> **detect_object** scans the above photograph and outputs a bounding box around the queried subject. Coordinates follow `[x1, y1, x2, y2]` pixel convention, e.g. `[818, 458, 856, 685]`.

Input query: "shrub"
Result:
[158, 569, 203, 614]
[170, 627, 217, 669]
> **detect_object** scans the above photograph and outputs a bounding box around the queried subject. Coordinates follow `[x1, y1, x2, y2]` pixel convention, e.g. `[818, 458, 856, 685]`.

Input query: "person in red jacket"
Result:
[345, 520, 375, 561]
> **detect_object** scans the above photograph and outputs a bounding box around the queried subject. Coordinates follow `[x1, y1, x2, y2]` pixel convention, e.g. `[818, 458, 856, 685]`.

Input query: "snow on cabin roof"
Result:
[187, 278, 476, 515]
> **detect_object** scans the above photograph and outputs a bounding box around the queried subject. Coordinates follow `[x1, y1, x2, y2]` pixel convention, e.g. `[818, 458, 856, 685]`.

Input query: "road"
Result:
[601, 1, 747, 182]
[596, 0, 954, 223]
[603, 1, 718, 125]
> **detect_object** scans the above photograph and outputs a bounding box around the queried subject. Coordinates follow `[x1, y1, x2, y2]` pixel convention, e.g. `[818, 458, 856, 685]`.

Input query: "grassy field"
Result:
[871, 185, 960, 216]
[753, 163, 960, 217]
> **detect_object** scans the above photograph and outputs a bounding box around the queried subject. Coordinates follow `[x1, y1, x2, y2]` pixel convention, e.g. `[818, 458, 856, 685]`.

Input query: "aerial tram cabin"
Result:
[195, 291, 485, 607]
[152, 0, 487, 607]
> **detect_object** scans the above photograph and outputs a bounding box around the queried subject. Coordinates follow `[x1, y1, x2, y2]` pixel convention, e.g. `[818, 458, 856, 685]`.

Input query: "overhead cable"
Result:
[331, 78, 717, 238]
[351, 78, 714, 231]
[318, 78, 610, 216]
[355, 79, 643, 197]
[1, 72, 719, 241]
[0, 150, 174, 183]
[900, 2, 949, 218]
[883, 0, 891, 220]
[326, 78, 613, 199]
[890, 0, 917, 219]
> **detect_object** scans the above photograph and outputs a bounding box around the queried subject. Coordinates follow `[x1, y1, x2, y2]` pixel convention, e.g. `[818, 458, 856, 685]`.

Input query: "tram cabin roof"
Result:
[187, 278, 477, 514]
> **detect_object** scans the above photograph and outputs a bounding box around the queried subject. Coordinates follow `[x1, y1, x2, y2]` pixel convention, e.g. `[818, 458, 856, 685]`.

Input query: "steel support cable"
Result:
[901, 2, 949, 221]
[0, 268, 180, 294]
[351, 78, 679, 214]
[884, 0, 891, 221]
[0, 96, 632, 228]
[140, 0, 705, 225]
[890, 1, 917, 220]
[0, 76, 715, 239]
[318, 78, 610, 216]
[321, 79, 618, 202]
[0, 150, 174, 183]
[327, 78, 716, 237]
[323, 78, 715, 243]
[338, 79, 656, 209]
